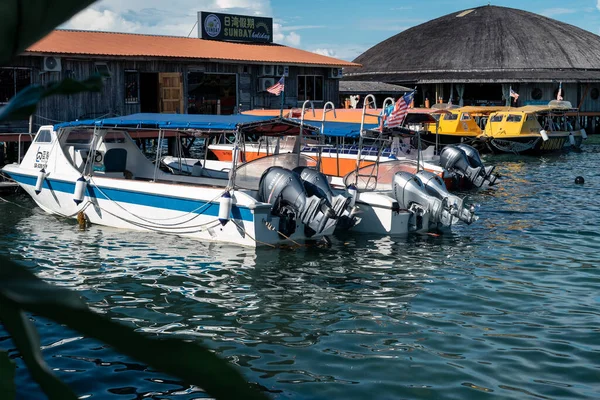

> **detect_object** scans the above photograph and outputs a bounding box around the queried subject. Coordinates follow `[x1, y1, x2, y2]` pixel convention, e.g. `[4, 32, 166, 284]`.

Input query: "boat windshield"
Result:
[233, 153, 317, 190]
[343, 160, 418, 191]
[506, 114, 522, 122]
[35, 129, 52, 143]
[65, 129, 94, 144]
[490, 114, 504, 123]
[443, 114, 459, 121]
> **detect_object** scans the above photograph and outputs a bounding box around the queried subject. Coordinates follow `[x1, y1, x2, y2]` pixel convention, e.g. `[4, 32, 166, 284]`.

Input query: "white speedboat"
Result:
[2, 114, 343, 247]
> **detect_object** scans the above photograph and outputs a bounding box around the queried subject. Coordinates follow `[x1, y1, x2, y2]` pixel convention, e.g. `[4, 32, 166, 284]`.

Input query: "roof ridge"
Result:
[55, 28, 196, 39]
[54, 29, 286, 46]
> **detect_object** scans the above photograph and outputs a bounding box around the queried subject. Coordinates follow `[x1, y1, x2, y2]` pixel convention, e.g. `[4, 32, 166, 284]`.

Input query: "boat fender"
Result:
[540, 130, 549, 141]
[218, 191, 232, 226]
[73, 176, 87, 205]
[569, 133, 576, 146]
[35, 168, 46, 194]
[347, 184, 358, 208]
[580, 128, 588, 140]
[575, 176, 585, 184]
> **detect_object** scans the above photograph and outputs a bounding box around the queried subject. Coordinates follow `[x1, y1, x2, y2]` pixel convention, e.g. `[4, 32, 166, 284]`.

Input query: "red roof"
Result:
[25, 30, 360, 68]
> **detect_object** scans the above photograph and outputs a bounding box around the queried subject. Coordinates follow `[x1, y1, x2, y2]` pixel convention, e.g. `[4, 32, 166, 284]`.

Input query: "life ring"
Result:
[94, 151, 103, 163]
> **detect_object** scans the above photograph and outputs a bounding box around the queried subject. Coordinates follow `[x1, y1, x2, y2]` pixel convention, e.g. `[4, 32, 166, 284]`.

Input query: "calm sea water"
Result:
[1, 143, 600, 400]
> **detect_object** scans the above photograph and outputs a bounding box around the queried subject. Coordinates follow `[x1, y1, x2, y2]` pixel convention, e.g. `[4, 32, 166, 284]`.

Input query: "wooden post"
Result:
[577, 83, 590, 111]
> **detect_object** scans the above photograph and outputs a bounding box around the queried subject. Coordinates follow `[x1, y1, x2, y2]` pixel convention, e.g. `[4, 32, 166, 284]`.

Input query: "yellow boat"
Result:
[423, 106, 511, 149]
[479, 101, 587, 154]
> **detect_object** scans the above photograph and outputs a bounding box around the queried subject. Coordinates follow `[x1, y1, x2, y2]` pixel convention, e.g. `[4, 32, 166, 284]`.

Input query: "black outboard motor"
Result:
[456, 144, 498, 186]
[439, 145, 484, 188]
[392, 171, 455, 230]
[258, 167, 337, 237]
[293, 166, 359, 230]
[416, 170, 478, 225]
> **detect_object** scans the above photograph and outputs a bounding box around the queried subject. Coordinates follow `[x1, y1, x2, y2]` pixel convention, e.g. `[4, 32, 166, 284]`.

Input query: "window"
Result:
[443, 113, 458, 121]
[95, 63, 111, 77]
[460, 112, 471, 120]
[506, 114, 522, 122]
[531, 88, 543, 100]
[297, 75, 323, 101]
[490, 114, 504, 122]
[66, 129, 94, 144]
[104, 131, 126, 143]
[0, 68, 31, 104]
[35, 129, 52, 143]
[124, 71, 139, 104]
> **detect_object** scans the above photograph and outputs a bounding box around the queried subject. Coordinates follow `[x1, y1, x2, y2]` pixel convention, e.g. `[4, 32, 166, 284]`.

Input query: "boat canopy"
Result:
[54, 113, 319, 137]
[451, 106, 513, 115]
[302, 120, 378, 137]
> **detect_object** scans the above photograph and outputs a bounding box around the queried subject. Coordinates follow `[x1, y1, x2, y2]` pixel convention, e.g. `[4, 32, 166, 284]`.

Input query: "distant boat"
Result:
[479, 101, 587, 154]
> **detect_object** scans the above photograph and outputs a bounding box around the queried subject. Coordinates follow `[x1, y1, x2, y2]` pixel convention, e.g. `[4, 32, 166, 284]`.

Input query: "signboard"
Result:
[199, 11, 273, 43]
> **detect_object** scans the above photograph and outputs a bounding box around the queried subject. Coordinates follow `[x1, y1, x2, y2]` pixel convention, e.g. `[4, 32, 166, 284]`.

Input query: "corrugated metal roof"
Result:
[25, 30, 360, 67]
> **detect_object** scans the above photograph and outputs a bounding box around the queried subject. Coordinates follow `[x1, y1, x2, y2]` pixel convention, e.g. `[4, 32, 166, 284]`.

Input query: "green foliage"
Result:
[0, 0, 96, 66]
[0, 256, 269, 400]
[0, 75, 103, 121]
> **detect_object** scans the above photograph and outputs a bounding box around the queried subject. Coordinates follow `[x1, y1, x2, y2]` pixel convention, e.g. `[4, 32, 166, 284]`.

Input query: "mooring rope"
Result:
[88, 176, 226, 226]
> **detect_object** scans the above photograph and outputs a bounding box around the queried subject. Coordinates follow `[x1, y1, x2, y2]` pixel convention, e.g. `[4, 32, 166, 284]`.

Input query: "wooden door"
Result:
[159, 72, 183, 113]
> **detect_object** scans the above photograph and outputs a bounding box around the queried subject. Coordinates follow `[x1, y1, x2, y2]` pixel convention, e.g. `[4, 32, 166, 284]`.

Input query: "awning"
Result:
[54, 113, 319, 137]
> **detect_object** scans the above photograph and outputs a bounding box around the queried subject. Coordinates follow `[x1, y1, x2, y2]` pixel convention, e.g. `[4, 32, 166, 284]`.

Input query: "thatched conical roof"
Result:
[347, 5, 600, 83]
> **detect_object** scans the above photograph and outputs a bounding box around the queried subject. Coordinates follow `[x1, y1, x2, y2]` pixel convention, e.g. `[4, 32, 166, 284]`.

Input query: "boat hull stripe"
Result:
[7, 172, 255, 221]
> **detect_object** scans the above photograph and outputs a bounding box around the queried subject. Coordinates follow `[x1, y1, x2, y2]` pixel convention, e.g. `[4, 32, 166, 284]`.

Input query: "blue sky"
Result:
[62, 0, 600, 61]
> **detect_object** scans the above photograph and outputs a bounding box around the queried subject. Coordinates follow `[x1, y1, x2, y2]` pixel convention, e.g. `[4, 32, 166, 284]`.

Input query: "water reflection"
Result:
[1, 144, 600, 399]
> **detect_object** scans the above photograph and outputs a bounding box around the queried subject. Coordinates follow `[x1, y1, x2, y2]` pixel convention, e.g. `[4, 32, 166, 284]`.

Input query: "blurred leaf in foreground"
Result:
[0, 0, 96, 66]
[0, 75, 103, 121]
[0, 257, 269, 400]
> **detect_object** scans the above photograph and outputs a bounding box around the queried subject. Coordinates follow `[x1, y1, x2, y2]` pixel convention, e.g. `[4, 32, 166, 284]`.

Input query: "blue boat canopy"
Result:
[54, 113, 320, 136]
[55, 113, 274, 130]
[301, 120, 379, 138]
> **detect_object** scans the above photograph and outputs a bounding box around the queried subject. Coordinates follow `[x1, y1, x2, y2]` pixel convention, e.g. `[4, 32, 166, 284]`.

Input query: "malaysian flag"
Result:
[267, 76, 285, 96]
[557, 82, 563, 101]
[510, 87, 519, 102]
[386, 91, 415, 128]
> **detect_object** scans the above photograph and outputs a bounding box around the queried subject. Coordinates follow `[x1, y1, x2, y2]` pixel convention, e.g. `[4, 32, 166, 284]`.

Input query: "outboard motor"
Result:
[439, 145, 484, 188]
[392, 172, 455, 230]
[456, 144, 498, 186]
[416, 170, 478, 225]
[293, 166, 359, 229]
[258, 167, 337, 237]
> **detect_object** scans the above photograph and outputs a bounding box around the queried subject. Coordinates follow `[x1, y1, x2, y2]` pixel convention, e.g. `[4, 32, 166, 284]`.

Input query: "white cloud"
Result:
[64, 8, 142, 32]
[310, 44, 370, 62]
[541, 8, 578, 17]
[312, 48, 337, 57]
[62, 0, 275, 37]
[273, 23, 301, 46]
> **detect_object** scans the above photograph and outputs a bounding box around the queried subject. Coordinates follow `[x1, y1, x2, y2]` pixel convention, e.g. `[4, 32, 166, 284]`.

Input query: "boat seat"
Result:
[104, 148, 128, 172]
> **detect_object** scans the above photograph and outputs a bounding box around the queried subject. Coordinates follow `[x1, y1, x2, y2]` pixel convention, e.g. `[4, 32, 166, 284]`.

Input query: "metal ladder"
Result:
[352, 95, 395, 190]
